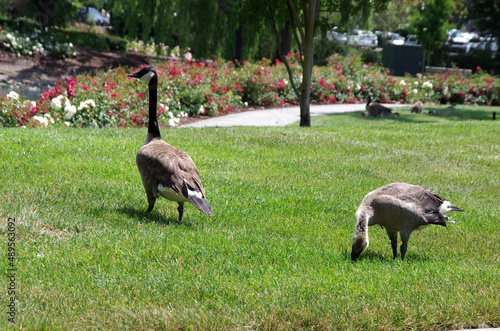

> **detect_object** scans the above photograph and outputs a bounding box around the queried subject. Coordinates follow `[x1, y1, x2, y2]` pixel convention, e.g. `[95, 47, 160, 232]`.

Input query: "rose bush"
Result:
[1, 54, 499, 128]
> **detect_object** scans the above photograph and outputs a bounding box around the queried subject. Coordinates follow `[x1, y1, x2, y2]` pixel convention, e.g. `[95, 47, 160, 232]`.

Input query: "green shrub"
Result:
[178, 89, 205, 116]
[52, 30, 127, 52]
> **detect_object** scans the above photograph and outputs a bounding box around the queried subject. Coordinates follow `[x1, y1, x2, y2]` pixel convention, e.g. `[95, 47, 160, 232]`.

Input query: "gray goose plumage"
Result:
[409, 101, 423, 113]
[128, 67, 213, 221]
[351, 183, 464, 261]
[365, 96, 399, 117]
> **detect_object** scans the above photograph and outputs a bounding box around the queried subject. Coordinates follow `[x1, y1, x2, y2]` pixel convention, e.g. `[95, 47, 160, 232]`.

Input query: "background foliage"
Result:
[1, 54, 499, 128]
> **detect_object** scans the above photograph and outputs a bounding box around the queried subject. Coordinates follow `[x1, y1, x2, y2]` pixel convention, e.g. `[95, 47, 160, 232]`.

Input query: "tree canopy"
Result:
[409, 0, 454, 70]
[466, 0, 500, 42]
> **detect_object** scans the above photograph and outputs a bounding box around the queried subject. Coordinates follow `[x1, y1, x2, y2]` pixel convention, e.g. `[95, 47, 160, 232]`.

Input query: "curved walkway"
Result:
[181, 103, 408, 128]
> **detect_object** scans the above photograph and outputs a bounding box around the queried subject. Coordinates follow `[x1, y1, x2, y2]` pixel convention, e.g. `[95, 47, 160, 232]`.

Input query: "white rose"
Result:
[64, 105, 77, 119]
[32, 115, 48, 127]
[6, 91, 19, 100]
[51, 98, 62, 110]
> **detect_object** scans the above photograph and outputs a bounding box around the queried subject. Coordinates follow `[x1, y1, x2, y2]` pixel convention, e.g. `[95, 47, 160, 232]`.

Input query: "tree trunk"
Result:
[234, 0, 243, 62]
[274, 21, 291, 62]
[36, 0, 51, 29]
[299, 0, 319, 127]
[235, 24, 243, 62]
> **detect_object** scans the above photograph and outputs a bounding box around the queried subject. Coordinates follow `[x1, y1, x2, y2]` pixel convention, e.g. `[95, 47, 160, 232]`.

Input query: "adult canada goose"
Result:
[128, 66, 213, 221]
[409, 101, 423, 113]
[428, 110, 440, 115]
[351, 183, 464, 261]
[365, 95, 396, 117]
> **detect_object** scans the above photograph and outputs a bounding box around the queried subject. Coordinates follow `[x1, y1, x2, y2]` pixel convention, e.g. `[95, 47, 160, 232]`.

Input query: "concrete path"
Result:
[181, 103, 408, 128]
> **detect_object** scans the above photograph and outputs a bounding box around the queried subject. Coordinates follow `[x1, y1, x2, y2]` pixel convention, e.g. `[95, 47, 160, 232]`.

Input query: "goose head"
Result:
[439, 200, 464, 214]
[128, 66, 157, 84]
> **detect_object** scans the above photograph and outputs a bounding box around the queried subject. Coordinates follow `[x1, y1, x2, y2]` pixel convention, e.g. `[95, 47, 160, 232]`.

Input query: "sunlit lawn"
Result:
[0, 105, 499, 330]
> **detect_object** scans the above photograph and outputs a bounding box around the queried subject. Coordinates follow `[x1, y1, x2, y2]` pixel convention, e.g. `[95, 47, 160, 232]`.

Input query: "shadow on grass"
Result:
[345, 249, 431, 263]
[332, 107, 497, 123]
[116, 206, 192, 227]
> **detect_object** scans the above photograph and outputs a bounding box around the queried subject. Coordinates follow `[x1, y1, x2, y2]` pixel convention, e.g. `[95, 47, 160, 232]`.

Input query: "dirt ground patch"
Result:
[0, 46, 152, 85]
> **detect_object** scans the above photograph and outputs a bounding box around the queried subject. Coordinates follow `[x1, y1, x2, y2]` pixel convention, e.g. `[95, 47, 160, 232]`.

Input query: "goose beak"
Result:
[451, 205, 465, 212]
[128, 72, 139, 78]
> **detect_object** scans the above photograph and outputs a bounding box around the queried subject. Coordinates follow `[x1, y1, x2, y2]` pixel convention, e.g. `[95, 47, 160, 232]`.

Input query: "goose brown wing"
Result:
[136, 140, 206, 198]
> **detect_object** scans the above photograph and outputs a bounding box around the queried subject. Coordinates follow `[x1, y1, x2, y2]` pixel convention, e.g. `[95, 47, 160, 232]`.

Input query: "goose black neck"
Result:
[148, 77, 161, 139]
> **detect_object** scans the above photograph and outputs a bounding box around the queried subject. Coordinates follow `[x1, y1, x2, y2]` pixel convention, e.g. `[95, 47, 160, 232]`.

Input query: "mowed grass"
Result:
[0, 105, 499, 330]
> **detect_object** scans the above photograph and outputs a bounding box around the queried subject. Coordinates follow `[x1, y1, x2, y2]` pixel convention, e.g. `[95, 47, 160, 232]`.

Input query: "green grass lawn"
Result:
[1, 106, 499, 330]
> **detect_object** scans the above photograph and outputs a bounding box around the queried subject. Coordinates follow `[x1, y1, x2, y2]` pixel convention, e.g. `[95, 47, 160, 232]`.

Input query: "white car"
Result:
[446, 30, 469, 53]
[404, 35, 419, 45]
[347, 30, 378, 48]
[387, 33, 404, 45]
[327, 30, 347, 44]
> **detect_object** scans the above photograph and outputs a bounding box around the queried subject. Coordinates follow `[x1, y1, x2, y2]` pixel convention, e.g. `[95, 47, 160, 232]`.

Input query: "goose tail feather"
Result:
[188, 196, 214, 216]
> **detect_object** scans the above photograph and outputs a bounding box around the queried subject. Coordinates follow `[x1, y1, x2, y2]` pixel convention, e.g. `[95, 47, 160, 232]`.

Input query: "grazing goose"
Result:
[428, 110, 440, 115]
[409, 101, 423, 113]
[351, 183, 464, 261]
[365, 95, 396, 117]
[128, 66, 213, 221]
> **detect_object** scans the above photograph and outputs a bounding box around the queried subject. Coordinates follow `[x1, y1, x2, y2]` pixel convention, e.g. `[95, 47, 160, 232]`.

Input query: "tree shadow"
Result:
[338, 111, 427, 123]
[116, 206, 192, 227]
[334, 108, 497, 123]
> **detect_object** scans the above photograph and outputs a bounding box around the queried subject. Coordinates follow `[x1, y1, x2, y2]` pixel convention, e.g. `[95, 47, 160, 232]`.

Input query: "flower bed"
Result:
[1, 54, 499, 128]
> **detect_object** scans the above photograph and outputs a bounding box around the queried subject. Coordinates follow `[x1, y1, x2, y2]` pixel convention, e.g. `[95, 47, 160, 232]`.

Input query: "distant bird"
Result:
[428, 110, 440, 115]
[409, 101, 423, 113]
[128, 66, 213, 221]
[493, 111, 496, 120]
[351, 183, 464, 261]
[365, 96, 397, 117]
[446, 103, 456, 110]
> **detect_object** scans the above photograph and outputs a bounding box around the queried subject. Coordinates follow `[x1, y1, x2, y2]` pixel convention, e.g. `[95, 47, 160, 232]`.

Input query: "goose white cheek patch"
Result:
[140, 72, 155, 82]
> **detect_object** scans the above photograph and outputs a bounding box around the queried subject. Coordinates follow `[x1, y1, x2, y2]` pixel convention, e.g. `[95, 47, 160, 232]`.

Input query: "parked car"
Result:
[328, 31, 347, 44]
[347, 30, 378, 48]
[387, 33, 404, 45]
[445, 29, 469, 53]
[467, 35, 498, 55]
[404, 35, 419, 45]
[79, 7, 110, 26]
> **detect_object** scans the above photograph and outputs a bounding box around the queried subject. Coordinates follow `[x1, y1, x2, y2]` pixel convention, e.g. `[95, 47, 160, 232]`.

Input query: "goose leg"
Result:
[146, 193, 156, 214]
[177, 202, 184, 222]
[386, 229, 398, 259]
[400, 232, 411, 260]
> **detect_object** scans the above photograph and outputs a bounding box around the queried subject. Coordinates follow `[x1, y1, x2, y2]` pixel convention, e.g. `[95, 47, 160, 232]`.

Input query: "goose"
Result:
[428, 110, 440, 115]
[128, 66, 214, 221]
[409, 101, 423, 113]
[365, 95, 395, 117]
[351, 183, 464, 261]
